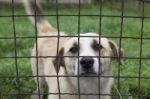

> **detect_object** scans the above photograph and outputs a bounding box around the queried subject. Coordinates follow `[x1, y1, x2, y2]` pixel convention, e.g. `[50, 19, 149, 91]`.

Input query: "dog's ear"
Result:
[109, 40, 124, 65]
[53, 48, 65, 73]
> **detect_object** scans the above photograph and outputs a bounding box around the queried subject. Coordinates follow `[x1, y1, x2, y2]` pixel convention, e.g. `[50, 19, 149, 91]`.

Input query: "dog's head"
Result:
[53, 33, 123, 76]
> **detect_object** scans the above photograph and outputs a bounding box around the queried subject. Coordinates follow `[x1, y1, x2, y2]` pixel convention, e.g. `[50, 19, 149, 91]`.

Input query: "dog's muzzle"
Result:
[79, 56, 96, 75]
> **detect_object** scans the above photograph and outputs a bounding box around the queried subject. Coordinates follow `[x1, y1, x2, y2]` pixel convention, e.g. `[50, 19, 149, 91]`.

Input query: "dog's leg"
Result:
[47, 78, 59, 99]
[30, 49, 45, 99]
[43, 60, 61, 99]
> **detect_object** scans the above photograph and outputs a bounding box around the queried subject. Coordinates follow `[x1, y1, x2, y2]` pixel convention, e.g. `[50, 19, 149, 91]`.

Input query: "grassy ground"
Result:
[0, 1, 150, 99]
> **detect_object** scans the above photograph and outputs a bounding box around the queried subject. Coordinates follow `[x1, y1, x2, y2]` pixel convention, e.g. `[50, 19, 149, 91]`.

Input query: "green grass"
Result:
[0, 1, 150, 99]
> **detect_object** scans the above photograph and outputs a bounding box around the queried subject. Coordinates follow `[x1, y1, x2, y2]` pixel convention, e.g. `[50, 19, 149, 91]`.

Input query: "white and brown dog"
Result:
[23, 0, 123, 99]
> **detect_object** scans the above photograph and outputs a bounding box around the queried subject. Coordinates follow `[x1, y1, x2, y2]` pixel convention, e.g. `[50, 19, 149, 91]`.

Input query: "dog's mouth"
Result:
[79, 70, 103, 76]
[80, 72, 97, 76]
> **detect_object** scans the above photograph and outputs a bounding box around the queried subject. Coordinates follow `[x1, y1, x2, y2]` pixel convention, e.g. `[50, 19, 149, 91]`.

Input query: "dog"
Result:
[23, 0, 123, 99]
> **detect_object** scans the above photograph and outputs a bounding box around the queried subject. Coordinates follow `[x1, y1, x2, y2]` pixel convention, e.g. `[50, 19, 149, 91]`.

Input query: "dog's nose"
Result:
[80, 56, 94, 69]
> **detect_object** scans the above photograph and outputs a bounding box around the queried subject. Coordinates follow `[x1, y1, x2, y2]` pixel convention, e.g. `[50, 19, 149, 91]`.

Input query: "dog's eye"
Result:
[69, 46, 78, 54]
[94, 44, 103, 51]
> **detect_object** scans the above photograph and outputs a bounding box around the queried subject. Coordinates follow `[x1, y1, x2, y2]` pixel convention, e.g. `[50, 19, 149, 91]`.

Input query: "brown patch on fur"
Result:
[40, 25, 56, 33]
[53, 48, 65, 73]
[109, 40, 124, 65]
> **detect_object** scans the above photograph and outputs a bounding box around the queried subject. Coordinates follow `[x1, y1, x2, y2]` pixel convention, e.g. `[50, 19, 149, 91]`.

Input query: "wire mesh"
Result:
[0, 0, 150, 99]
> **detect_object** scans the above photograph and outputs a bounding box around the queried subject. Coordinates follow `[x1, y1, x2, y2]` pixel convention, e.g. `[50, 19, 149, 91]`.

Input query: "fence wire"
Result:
[0, 0, 150, 99]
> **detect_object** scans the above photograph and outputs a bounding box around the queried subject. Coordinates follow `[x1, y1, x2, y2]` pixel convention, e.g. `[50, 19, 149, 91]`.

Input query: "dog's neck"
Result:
[68, 72, 112, 99]
[59, 67, 113, 99]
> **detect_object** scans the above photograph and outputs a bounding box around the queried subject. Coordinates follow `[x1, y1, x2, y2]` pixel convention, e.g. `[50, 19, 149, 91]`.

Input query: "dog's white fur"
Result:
[23, 0, 123, 99]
